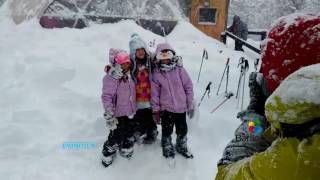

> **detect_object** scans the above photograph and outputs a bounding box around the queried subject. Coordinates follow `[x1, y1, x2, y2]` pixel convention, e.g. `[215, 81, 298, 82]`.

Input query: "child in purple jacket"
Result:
[101, 49, 137, 167]
[151, 43, 195, 159]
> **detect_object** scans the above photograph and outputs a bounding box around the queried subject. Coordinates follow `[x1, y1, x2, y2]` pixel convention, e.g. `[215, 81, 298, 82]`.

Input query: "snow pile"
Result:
[0, 15, 256, 180]
[265, 63, 320, 125]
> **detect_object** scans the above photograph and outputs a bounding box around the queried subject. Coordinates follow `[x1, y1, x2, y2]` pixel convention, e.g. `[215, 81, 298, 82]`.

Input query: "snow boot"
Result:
[119, 147, 133, 159]
[143, 130, 158, 144]
[176, 135, 193, 159]
[133, 131, 143, 145]
[119, 137, 134, 159]
[162, 136, 175, 158]
[101, 143, 117, 167]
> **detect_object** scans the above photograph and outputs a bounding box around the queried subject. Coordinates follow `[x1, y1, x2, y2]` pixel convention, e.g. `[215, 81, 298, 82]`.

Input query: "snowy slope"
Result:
[0, 6, 258, 180]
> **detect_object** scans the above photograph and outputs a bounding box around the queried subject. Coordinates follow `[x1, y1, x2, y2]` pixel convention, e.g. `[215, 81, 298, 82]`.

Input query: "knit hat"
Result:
[115, 52, 130, 65]
[129, 33, 149, 60]
[260, 13, 320, 93]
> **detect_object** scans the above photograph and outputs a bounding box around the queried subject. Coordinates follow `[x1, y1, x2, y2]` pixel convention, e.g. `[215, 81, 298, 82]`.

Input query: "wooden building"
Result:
[190, 0, 230, 40]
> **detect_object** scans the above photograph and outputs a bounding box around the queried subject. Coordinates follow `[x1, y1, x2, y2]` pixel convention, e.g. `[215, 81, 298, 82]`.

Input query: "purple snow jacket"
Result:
[151, 43, 194, 113]
[101, 48, 136, 118]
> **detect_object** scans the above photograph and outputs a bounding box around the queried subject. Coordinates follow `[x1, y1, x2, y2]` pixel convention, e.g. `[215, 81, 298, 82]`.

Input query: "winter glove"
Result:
[104, 112, 118, 130]
[187, 109, 195, 119]
[249, 72, 269, 97]
[246, 72, 269, 115]
[153, 111, 161, 125]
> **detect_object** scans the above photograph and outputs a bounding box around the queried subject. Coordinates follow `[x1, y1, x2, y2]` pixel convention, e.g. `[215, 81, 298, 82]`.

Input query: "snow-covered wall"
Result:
[44, 0, 186, 20]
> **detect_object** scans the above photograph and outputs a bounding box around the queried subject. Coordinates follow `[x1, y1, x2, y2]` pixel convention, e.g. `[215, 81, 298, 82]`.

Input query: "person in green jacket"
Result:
[216, 13, 320, 180]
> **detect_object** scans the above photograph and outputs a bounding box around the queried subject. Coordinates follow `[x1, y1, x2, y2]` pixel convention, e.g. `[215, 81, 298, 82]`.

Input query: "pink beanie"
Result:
[115, 52, 131, 65]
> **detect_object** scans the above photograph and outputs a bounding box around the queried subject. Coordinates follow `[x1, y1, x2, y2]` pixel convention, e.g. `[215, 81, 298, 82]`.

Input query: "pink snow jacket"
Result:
[101, 48, 136, 118]
[151, 43, 194, 113]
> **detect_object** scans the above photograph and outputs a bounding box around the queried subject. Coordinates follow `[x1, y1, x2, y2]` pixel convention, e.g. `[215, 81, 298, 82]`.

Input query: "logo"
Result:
[243, 115, 263, 136]
[62, 142, 97, 150]
[235, 114, 264, 142]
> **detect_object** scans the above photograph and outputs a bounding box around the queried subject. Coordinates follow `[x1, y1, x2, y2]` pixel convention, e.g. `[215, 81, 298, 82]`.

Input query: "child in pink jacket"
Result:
[151, 43, 195, 159]
[101, 49, 136, 167]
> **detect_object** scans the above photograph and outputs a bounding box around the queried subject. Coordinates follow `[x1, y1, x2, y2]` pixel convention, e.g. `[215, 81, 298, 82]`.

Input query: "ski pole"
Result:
[236, 57, 245, 99]
[240, 60, 249, 110]
[237, 73, 242, 108]
[210, 92, 234, 113]
[149, 39, 156, 47]
[236, 72, 243, 99]
[197, 49, 208, 83]
[216, 58, 230, 95]
[198, 81, 212, 107]
[241, 71, 246, 110]
[236, 57, 247, 108]
[254, 58, 260, 72]
[225, 65, 230, 96]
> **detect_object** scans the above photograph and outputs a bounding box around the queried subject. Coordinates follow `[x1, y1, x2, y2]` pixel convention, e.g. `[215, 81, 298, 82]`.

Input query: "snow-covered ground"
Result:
[0, 5, 259, 180]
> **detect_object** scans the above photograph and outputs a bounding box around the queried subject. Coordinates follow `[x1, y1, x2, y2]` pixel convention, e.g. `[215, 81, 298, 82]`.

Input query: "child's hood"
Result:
[155, 43, 176, 55]
[108, 48, 127, 64]
[129, 33, 151, 60]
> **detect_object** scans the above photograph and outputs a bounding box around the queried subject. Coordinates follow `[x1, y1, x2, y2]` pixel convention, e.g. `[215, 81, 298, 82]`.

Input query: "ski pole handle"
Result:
[203, 49, 208, 60]
[254, 58, 259, 71]
[226, 58, 230, 65]
[238, 57, 244, 67]
[206, 81, 212, 91]
[244, 59, 249, 72]
[198, 82, 212, 106]
[226, 92, 234, 99]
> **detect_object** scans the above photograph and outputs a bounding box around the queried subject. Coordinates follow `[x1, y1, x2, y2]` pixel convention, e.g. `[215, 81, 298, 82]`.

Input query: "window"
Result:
[198, 7, 217, 25]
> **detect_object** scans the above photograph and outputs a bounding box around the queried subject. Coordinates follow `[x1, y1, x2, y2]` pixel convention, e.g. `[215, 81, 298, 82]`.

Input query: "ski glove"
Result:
[104, 112, 118, 130]
[153, 111, 161, 125]
[246, 72, 269, 115]
[249, 72, 269, 97]
[187, 109, 195, 119]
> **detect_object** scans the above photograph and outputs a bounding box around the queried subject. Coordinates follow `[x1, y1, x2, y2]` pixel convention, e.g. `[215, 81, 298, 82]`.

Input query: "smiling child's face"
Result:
[135, 48, 145, 60]
[161, 59, 170, 65]
[121, 62, 131, 72]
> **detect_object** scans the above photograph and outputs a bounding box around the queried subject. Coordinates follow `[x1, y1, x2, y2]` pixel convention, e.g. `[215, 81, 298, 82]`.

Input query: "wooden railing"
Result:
[248, 30, 267, 41]
[221, 30, 267, 54]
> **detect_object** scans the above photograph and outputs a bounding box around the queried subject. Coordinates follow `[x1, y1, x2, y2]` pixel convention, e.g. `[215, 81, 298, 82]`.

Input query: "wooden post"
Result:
[221, 32, 227, 44]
